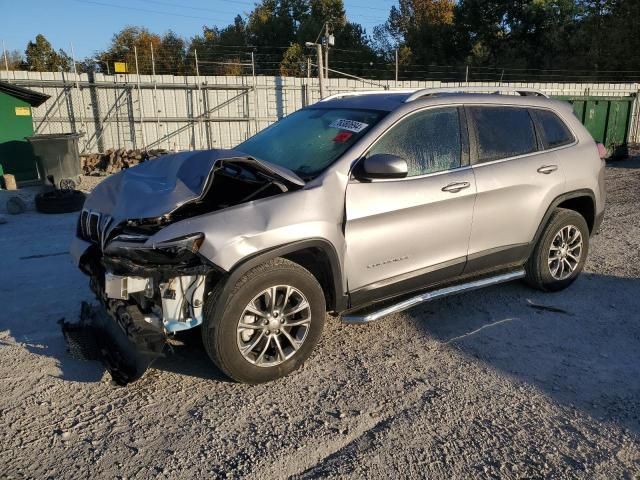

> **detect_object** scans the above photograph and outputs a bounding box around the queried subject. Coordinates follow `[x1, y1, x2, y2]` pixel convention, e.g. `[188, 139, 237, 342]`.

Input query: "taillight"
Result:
[596, 143, 607, 160]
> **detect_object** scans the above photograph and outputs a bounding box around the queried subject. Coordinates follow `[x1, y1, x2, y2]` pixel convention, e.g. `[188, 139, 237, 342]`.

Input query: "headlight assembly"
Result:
[104, 233, 205, 266]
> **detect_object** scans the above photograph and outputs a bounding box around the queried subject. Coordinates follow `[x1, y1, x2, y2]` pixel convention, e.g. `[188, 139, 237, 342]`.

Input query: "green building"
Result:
[0, 81, 50, 183]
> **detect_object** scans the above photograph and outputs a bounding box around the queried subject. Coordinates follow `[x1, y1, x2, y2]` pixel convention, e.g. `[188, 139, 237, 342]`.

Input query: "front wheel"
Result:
[202, 258, 326, 383]
[526, 208, 590, 292]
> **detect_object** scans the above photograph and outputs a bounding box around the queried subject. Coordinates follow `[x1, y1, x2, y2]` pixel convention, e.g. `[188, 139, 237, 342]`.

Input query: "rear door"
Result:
[464, 105, 567, 273]
[344, 107, 476, 303]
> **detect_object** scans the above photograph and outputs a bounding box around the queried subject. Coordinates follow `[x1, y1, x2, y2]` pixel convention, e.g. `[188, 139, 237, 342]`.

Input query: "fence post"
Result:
[71, 42, 90, 153]
[2, 41, 8, 73]
[134, 46, 147, 151]
[251, 51, 258, 136]
[395, 48, 398, 85]
[150, 42, 161, 150]
[194, 49, 206, 149]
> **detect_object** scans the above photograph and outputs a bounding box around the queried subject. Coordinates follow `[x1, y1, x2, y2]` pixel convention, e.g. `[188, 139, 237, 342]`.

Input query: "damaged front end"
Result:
[71, 149, 304, 384]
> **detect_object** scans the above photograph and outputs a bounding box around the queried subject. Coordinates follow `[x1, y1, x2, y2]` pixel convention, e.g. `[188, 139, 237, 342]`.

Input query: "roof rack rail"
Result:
[404, 86, 548, 102]
[320, 89, 416, 102]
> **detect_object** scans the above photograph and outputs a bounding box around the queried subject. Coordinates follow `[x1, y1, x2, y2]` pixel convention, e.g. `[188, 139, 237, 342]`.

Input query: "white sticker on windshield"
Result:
[329, 118, 369, 133]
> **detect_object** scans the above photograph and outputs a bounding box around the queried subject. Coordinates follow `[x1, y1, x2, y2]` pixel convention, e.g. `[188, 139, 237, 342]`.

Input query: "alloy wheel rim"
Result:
[236, 285, 311, 367]
[548, 225, 583, 280]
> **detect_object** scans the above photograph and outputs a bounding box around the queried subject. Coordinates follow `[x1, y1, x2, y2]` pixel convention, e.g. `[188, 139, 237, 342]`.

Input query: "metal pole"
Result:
[395, 48, 398, 84]
[71, 42, 90, 153]
[465, 64, 469, 84]
[194, 49, 205, 149]
[324, 23, 329, 80]
[2, 41, 9, 73]
[316, 44, 325, 99]
[251, 51, 258, 136]
[306, 56, 311, 105]
[150, 42, 161, 151]
[134, 46, 147, 151]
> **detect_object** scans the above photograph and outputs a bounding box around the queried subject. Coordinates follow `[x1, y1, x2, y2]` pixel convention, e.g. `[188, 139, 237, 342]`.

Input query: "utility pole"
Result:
[324, 23, 329, 80]
[306, 56, 311, 105]
[305, 41, 325, 99]
[316, 43, 325, 98]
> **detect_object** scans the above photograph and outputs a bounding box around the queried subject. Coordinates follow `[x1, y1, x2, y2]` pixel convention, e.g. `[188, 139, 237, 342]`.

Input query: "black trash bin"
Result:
[26, 133, 83, 190]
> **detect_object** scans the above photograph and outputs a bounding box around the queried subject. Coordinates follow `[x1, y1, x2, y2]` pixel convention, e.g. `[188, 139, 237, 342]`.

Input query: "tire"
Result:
[202, 257, 326, 384]
[525, 208, 589, 292]
[35, 189, 86, 214]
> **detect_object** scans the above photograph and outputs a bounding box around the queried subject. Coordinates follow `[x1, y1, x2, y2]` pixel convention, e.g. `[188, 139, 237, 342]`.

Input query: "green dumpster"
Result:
[0, 81, 50, 184]
[553, 95, 635, 158]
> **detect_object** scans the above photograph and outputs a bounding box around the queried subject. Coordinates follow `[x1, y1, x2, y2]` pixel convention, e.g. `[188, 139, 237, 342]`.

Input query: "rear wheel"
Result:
[526, 208, 589, 291]
[202, 258, 326, 383]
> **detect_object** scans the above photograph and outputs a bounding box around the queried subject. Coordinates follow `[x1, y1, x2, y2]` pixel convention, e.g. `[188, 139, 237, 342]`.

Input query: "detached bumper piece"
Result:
[62, 302, 166, 386]
[75, 231, 217, 385]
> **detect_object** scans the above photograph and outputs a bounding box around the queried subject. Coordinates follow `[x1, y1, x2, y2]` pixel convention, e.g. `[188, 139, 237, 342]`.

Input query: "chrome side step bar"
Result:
[342, 270, 526, 324]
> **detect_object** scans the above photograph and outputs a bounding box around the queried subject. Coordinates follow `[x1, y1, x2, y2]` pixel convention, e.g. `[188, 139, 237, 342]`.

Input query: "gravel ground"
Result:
[1, 159, 639, 479]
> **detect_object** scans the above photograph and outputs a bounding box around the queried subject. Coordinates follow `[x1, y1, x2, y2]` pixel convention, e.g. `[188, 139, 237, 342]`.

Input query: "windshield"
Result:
[236, 108, 385, 178]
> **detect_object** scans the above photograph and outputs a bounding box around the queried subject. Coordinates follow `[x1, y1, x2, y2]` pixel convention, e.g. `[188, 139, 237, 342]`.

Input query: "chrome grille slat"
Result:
[89, 212, 100, 241]
[79, 209, 113, 249]
[80, 209, 90, 239]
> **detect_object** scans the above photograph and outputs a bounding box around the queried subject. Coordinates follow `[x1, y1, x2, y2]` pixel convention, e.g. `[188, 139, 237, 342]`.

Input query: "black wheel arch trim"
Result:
[528, 189, 597, 257]
[207, 239, 347, 326]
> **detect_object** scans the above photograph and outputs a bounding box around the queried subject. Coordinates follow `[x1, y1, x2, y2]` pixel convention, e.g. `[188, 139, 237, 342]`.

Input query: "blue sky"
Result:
[2, 0, 396, 59]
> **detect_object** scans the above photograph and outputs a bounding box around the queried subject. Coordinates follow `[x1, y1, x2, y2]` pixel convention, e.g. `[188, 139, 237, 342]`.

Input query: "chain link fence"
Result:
[1, 69, 638, 153]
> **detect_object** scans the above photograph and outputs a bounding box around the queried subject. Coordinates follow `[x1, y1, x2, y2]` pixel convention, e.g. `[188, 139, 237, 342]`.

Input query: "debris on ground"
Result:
[61, 302, 166, 386]
[6, 196, 27, 215]
[1, 173, 17, 190]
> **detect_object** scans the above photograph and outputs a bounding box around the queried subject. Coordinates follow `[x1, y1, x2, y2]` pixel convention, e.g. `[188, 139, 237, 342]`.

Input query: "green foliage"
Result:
[10, 0, 640, 79]
[24, 34, 72, 72]
[280, 44, 307, 76]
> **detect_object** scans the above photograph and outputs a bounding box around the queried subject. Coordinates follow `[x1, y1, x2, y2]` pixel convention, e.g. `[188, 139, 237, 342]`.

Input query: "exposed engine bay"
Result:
[73, 151, 305, 384]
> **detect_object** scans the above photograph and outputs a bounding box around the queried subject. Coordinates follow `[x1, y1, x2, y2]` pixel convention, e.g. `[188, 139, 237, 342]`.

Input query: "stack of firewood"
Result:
[81, 148, 169, 175]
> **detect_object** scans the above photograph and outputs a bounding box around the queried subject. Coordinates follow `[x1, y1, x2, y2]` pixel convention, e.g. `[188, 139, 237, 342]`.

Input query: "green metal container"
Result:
[0, 90, 39, 182]
[0, 81, 50, 184]
[553, 95, 635, 158]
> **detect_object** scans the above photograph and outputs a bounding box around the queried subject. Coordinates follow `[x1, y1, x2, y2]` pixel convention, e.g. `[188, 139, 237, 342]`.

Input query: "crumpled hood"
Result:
[83, 148, 304, 222]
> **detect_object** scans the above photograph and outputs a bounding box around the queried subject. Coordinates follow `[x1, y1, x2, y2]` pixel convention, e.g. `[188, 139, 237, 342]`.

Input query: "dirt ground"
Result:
[1, 159, 639, 479]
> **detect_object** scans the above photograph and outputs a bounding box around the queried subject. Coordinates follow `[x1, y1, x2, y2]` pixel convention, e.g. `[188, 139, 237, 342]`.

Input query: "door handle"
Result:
[537, 165, 558, 174]
[441, 181, 471, 193]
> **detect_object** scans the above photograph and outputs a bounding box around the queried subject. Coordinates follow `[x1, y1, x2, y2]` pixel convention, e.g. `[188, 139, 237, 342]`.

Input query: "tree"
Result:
[3, 49, 24, 70]
[156, 31, 187, 75]
[280, 44, 307, 76]
[375, 0, 459, 75]
[97, 26, 162, 75]
[24, 34, 72, 71]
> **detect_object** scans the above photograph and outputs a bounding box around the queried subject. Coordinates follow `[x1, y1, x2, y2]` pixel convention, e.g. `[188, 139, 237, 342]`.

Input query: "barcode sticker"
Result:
[329, 119, 369, 133]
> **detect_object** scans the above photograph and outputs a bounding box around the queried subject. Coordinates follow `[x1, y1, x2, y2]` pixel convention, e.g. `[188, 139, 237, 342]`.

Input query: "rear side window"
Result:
[368, 107, 461, 176]
[468, 107, 537, 163]
[531, 109, 575, 149]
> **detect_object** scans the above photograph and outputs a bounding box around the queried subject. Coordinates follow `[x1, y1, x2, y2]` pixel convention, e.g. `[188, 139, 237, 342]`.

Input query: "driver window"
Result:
[368, 107, 462, 177]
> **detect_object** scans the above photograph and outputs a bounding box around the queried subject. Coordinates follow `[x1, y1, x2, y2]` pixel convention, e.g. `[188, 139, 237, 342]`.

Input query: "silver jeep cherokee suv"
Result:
[71, 87, 606, 384]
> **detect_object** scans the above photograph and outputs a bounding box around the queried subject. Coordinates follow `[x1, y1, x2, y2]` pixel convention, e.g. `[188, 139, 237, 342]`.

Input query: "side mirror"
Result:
[359, 153, 408, 179]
